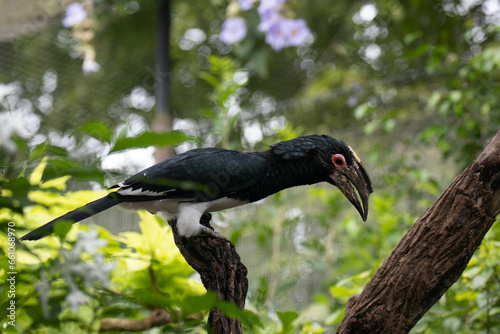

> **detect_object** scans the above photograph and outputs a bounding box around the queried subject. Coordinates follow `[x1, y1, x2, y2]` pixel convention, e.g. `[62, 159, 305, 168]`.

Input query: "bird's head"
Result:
[325, 141, 373, 221]
[271, 135, 374, 220]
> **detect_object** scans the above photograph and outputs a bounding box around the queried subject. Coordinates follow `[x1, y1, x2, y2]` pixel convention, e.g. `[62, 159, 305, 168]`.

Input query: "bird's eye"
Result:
[332, 154, 347, 168]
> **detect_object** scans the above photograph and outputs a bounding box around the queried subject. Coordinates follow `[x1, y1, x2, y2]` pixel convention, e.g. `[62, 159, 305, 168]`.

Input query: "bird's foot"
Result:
[198, 225, 224, 239]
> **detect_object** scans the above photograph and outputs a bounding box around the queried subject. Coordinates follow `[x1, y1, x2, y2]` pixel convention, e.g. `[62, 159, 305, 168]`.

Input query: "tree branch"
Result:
[167, 213, 248, 334]
[99, 308, 173, 332]
[337, 130, 500, 333]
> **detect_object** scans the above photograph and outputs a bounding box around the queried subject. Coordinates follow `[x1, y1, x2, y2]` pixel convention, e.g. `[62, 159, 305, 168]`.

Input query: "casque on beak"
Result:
[329, 158, 373, 221]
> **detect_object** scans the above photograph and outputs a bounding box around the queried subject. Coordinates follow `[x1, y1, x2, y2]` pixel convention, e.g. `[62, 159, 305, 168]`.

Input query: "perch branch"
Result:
[337, 130, 500, 333]
[168, 213, 248, 334]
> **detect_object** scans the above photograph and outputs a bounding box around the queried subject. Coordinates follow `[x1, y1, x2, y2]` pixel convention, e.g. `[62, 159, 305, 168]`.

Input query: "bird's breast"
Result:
[204, 197, 249, 212]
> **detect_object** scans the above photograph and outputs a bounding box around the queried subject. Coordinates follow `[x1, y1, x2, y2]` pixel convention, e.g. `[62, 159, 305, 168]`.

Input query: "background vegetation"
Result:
[1, 0, 500, 332]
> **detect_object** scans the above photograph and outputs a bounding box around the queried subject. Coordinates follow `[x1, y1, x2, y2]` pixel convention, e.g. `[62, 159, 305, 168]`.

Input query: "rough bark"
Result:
[167, 213, 248, 334]
[337, 131, 500, 333]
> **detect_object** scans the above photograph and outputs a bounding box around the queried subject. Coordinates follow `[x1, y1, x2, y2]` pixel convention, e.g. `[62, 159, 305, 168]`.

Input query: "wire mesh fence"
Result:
[0, 4, 456, 313]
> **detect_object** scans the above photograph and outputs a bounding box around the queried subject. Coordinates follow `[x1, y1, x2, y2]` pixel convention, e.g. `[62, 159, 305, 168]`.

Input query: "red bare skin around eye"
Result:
[332, 154, 348, 170]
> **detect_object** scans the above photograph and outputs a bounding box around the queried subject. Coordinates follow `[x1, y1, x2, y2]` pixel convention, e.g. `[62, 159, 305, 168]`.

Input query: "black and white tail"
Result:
[21, 194, 121, 241]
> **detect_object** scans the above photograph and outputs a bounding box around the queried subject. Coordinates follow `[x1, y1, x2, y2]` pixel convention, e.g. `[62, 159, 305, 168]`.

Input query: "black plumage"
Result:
[21, 135, 373, 241]
[112, 148, 268, 202]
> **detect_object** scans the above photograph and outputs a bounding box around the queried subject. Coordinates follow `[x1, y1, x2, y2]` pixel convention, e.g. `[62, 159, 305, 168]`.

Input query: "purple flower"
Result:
[259, 0, 287, 11]
[282, 19, 310, 47]
[238, 0, 255, 10]
[265, 18, 288, 51]
[220, 17, 247, 45]
[220, 0, 311, 51]
[62, 3, 87, 27]
[264, 18, 311, 51]
[258, 6, 280, 32]
[258, 0, 286, 31]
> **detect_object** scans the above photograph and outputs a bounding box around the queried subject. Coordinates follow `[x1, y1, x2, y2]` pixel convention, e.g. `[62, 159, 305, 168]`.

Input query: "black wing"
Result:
[112, 148, 268, 202]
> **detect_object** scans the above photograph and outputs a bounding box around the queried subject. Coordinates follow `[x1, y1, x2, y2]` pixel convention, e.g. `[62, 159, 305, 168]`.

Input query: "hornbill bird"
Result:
[21, 135, 373, 241]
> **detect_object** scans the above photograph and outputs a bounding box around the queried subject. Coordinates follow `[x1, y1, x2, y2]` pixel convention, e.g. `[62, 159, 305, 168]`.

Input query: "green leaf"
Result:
[47, 145, 68, 157]
[448, 90, 462, 103]
[364, 120, 379, 135]
[134, 291, 176, 308]
[110, 131, 191, 153]
[44, 158, 105, 184]
[330, 286, 355, 298]
[354, 103, 373, 120]
[181, 293, 218, 316]
[384, 119, 396, 133]
[53, 220, 73, 239]
[180, 293, 262, 329]
[30, 141, 48, 160]
[198, 71, 221, 89]
[76, 121, 113, 143]
[277, 310, 298, 333]
[403, 31, 422, 45]
[325, 308, 345, 325]
[427, 92, 441, 110]
[455, 290, 479, 302]
[470, 267, 493, 289]
[215, 300, 262, 329]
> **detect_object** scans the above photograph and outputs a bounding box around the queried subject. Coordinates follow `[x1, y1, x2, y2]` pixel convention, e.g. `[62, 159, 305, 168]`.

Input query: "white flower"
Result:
[82, 60, 100, 74]
[85, 254, 116, 287]
[73, 227, 108, 255]
[0, 110, 33, 152]
[55, 227, 117, 315]
[36, 271, 51, 318]
[220, 17, 247, 45]
[65, 254, 115, 288]
[62, 3, 87, 27]
[65, 289, 88, 313]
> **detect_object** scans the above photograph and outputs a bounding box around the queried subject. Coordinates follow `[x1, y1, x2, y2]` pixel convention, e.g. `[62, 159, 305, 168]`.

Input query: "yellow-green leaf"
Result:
[29, 157, 47, 185]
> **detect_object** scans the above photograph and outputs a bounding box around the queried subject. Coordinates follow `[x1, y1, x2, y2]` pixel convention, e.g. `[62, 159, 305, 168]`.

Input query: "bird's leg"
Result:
[198, 224, 224, 238]
[196, 212, 225, 239]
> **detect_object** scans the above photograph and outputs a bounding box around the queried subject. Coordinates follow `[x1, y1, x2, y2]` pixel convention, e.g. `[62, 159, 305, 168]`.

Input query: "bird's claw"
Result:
[198, 225, 224, 239]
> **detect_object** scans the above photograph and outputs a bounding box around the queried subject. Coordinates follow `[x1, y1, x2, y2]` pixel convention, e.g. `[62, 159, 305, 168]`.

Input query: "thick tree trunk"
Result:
[337, 131, 500, 333]
[167, 213, 248, 334]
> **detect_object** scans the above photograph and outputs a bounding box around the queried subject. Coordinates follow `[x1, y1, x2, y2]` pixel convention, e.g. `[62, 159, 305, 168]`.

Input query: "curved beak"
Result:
[329, 158, 373, 221]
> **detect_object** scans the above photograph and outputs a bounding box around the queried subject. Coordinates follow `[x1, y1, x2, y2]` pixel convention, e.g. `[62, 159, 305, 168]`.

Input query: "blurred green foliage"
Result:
[0, 159, 208, 333]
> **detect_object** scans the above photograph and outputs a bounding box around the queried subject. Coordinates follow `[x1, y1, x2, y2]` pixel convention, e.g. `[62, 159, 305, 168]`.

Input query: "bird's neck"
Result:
[237, 151, 325, 202]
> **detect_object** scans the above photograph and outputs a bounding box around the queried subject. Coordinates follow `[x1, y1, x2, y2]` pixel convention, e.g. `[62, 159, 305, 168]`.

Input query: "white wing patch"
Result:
[117, 187, 175, 196]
